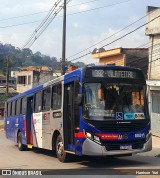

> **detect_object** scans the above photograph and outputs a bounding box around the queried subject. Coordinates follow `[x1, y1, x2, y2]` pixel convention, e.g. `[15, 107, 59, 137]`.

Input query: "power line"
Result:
[67, 14, 160, 63]
[30, 50, 160, 83]
[66, 7, 159, 61]
[0, 20, 41, 29]
[68, 0, 105, 7]
[66, 15, 146, 60]
[21, 41, 160, 84]
[22, 0, 77, 49]
[68, 0, 131, 16]
[22, 0, 63, 49]
[0, 0, 131, 30]
[24, 5, 64, 49]
[22, 0, 130, 49]
[0, 0, 126, 22]
[0, 11, 48, 22]
[0, 0, 98, 22]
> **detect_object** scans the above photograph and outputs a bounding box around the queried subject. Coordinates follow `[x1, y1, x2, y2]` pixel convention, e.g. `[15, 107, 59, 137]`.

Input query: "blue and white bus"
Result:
[5, 65, 152, 162]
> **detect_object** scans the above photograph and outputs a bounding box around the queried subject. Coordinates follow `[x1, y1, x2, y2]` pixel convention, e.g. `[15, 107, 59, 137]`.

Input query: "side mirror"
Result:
[77, 94, 83, 105]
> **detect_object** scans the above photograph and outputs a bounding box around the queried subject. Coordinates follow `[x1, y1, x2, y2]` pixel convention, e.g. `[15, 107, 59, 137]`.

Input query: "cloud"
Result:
[78, 4, 90, 11]
[73, 22, 79, 28]
[0, 0, 158, 66]
[0, 0, 52, 18]
[65, 26, 148, 64]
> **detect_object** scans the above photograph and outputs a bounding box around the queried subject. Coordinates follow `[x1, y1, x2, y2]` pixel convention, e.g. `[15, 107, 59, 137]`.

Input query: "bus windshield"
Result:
[83, 83, 146, 121]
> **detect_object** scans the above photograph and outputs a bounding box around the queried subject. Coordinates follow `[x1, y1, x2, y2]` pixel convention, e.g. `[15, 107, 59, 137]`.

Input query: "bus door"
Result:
[63, 81, 80, 152]
[26, 96, 34, 144]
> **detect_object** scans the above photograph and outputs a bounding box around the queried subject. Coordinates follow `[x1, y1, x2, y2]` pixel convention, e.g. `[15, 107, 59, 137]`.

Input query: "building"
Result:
[92, 47, 148, 77]
[0, 87, 17, 118]
[146, 6, 160, 137]
[0, 74, 16, 118]
[15, 66, 58, 93]
[0, 74, 16, 89]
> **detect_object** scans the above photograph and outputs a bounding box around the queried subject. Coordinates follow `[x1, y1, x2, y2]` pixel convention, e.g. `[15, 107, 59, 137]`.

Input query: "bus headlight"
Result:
[86, 132, 92, 139]
[85, 131, 101, 144]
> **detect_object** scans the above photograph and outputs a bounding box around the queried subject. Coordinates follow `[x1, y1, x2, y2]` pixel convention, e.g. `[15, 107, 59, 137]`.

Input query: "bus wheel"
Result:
[17, 132, 26, 151]
[56, 135, 70, 162]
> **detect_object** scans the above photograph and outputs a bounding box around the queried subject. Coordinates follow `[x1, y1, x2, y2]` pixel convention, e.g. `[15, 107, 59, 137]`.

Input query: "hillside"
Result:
[0, 43, 86, 74]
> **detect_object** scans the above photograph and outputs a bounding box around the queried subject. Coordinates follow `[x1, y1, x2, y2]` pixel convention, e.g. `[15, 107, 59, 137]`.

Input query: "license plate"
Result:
[120, 145, 132, 150]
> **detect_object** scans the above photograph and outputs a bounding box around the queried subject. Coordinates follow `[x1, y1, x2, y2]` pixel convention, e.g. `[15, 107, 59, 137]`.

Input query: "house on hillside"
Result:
[146, 6, 160, 137]
[92, 47, 148, 77]
[0, 87, 17, 118]
[14, 66, 60, 93]
[0, 74, 16, 89]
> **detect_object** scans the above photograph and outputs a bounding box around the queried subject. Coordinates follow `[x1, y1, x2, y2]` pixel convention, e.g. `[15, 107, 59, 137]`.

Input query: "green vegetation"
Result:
[0, 43, 86, 74]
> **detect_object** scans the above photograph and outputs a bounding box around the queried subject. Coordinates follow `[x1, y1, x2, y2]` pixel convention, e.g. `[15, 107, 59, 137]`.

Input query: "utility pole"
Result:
[6, 56, 9, 100]
[61, 0, 67, 75]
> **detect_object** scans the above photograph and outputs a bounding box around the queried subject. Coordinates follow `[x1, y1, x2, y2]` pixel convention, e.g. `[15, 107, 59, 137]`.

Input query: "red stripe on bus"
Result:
[74, 132, 86, 138]
[30, 131, 33, 144]
[96, 133, 119, 140]
[24, 117, 26, 135]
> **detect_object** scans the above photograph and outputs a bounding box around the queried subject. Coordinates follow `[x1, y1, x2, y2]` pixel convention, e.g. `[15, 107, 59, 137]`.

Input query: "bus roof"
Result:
[7, 84, 43, 102]
[85, 65, 142, 71]
[6, 65, 143, 103]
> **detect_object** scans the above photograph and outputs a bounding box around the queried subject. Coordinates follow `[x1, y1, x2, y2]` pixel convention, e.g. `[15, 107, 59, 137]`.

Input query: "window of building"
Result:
[28, 75, 31, 85]
[7, 102, 12, 117]
[34, 91, 42, 113]
[17, 76, 27, 85]
[21, 97, 26, 114]
[152, 92, 160, 114]
[11, 101, 16, 116]
[51, 84, 62, 109]
[16, 99, 21, 115]
[42, 87, 51, 111]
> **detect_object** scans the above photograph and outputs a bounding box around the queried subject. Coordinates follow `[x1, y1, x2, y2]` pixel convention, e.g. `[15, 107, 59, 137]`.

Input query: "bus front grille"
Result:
[86, 120, 149, 132]
[102, 140, 145, 151]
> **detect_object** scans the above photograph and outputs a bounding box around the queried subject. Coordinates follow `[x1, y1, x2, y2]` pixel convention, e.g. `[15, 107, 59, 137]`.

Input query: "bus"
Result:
[5, 65, 152, 162]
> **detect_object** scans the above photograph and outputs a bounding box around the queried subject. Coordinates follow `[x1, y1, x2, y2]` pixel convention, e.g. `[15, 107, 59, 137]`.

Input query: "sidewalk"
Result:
[149, 135, 160, 157]
[0, 119, 4, 126]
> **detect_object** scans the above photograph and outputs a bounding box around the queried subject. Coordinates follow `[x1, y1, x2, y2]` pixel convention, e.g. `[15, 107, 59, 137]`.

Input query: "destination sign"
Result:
[92, 70, 136, 79]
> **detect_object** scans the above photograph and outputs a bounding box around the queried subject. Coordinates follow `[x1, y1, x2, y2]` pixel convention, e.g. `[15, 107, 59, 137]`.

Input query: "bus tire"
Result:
[17, 132, 26, 151]
[56, 135, 70, 162]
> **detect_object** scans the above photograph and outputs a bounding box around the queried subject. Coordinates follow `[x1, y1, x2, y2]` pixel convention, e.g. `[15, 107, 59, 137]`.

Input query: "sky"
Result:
[0, 0, 160, 64]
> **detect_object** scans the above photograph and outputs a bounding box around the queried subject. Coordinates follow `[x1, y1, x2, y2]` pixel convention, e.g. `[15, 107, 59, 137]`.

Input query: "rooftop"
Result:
[0, 87, 17, 94]
[19, 66, 53, 72]
[92, 47, 148, 59]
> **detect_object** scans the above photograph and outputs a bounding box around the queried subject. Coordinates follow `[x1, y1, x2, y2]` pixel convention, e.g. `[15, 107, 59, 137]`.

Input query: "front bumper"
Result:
[82, 135, 152, 156]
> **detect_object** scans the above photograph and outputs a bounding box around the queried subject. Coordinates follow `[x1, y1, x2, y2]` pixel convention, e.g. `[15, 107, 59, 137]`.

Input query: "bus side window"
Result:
[16, 99, 21, 115]
[34, 91, 42, 113]
[51, 84, 62, 110]
[57, 84, 62, 108]
[21, 97, 26, 115]
[42, 87, 51, 111]
[11, 101, 16, 116]
[7, 102, 12, 117]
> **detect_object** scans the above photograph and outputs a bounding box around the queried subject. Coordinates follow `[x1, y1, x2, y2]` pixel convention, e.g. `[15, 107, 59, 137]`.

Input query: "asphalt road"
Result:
[0, 131, 160, 177]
